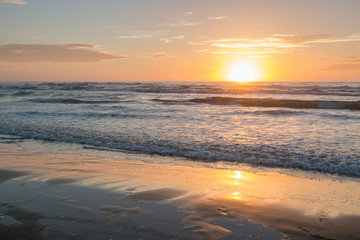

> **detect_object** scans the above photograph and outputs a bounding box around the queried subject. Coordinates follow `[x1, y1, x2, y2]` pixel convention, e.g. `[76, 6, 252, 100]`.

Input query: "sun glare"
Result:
[226, 61, 260, 83]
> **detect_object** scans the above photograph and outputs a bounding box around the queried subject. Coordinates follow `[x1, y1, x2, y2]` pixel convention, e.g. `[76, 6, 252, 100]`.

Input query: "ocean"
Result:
[0, 81, 359, 177]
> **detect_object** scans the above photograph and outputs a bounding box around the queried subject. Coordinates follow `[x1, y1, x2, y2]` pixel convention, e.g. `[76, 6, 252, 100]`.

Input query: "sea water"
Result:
[0, 81, 359, 176]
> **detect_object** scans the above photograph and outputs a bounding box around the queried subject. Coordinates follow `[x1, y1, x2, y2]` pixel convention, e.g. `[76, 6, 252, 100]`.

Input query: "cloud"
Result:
[321, 56, 360, 71]
[269, 34, 360, 44]
[344, 57, 360, 63]
[0, 44, 129, 63]
[146, 52, 174, 58]
[205, 50, 281, 55]
[0, 0, 25, 4]
[207, 16, 228, 20]
[0, 63, 11, 68]
[183, 11, 194, 15]
[161, 35, 185, 43]
[118, 33, 153, 39]
[325, 63, 360, 71]
[63, 43, 98, 49]
[117, 27, 180, 40]
[161, 20, 204, 27]
[269, 34, 332, 44]
[204, 34, 360, 55]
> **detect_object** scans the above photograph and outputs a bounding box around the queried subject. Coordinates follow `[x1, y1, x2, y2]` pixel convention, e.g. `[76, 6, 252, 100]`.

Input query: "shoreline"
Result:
[1, 147, 360, 239]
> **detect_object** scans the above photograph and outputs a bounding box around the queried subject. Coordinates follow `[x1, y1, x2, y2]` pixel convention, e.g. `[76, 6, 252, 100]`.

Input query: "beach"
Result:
[1, 0, 360, 238]
[1, 140, 360, 240]
[2, 0, 360, 238]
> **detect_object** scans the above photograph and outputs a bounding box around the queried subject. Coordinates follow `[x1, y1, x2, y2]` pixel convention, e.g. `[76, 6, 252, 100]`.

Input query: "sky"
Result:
[0, 0, 359, 82]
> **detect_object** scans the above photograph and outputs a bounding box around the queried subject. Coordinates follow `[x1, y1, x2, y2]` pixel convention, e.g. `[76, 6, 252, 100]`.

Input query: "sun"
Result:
[226, 61, 260, 83]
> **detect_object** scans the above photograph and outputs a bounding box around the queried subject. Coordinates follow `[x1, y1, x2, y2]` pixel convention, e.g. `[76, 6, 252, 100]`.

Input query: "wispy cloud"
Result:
[207, 16, 228, 20]
[161, 20, 204, 27]
[118, 33, 153, 39]
[117, 27, 181, 41]
[343, 56, 360, 63]
[321, 56, 360, 71]
[270, 34, 360, 44]
[0, 0, 25, 4]
[0, 63, 11, 68]
[205, 50, 282, 55]
[204, 34, 360, 55]
[325, 63, 360, 71]
[183, 11, 194, 15]
[0, 44, 129, 63]
[161, 35, 185, 43]
[146, 52, 174, 58]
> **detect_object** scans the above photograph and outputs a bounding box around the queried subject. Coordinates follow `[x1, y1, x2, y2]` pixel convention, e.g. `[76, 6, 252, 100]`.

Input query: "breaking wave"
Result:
[0, 127, 359, 177]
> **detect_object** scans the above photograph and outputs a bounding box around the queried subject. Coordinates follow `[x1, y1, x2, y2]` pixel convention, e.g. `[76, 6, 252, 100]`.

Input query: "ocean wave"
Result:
[37, 82, 105, 91]
[2, 82, 360, 97]
[28, 98, 120, 104]
[0, 134, 27, 144]
[11, 109, 360, 121]
[151, 98, 185, 104]
[12, 111, 162, 119]
[0, 128, 359, 177]
[222, 109, 310, 116]
[12, 91, 34, 96]
[189, 97, 360, 110]
[319, 113, 360, 120]
[224, 109, 359, 119]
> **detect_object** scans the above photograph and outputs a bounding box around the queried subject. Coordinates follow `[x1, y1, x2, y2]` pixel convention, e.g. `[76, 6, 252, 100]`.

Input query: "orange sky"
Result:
[0, 0, 360, 82]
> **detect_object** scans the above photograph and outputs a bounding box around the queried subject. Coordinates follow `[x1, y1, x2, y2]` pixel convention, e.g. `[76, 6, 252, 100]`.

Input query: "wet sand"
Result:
[1, 148, 360, 240]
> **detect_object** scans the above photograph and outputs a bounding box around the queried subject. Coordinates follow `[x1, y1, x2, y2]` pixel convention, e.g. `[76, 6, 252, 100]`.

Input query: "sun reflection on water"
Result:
[234, 170, 243, 180]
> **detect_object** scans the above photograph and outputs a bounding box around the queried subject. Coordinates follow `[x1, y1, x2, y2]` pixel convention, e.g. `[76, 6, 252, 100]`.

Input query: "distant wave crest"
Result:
[189, 97, 360, 110]
[28, 98, 119, 104]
